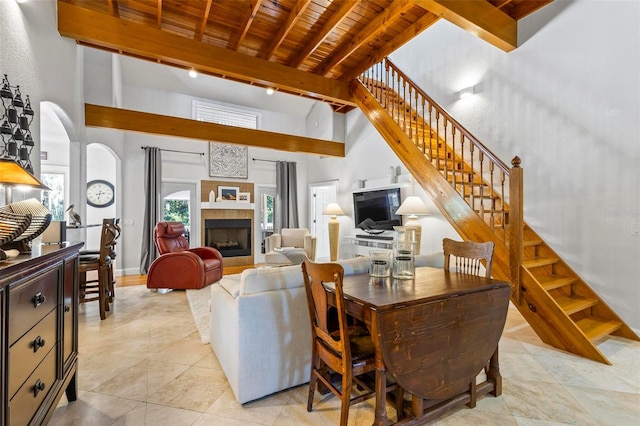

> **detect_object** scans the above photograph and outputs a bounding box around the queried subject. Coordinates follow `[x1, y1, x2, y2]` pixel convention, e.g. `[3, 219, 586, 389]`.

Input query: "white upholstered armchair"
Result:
[264, 228, 316, 266]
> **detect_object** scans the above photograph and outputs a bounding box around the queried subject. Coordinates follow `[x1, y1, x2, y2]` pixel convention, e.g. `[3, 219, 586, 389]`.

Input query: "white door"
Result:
[309, 181, 337, 260]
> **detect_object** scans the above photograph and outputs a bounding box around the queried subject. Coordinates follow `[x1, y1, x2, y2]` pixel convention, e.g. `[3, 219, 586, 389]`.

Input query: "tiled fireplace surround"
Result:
[200, 180, 255, 267]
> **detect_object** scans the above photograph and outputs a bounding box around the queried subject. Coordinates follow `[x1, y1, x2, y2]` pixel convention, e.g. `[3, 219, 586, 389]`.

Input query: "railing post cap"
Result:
[511, 156, 521, 167]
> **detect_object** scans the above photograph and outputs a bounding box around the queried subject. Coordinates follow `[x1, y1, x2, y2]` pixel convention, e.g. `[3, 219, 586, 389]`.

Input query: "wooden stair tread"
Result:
[555, 295, 599, 315]
[523, 256, 559, 268]
[575, 317, 622, 341]
[523, 239, 543, 247]
[537, 274, 576, 290]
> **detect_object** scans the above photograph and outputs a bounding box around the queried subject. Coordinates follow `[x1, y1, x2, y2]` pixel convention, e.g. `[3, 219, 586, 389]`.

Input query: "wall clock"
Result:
[86, 179, 115, 208]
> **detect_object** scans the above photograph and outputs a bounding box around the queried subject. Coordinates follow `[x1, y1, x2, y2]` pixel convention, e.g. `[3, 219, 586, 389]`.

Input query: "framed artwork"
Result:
[237, 192, 250, 203]
[209, 142, 248, 178]
[218, 186, 240, 201]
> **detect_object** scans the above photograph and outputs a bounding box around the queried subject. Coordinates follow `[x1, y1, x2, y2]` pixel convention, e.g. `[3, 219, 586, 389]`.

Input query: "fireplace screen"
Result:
[204, 219, 251, 257]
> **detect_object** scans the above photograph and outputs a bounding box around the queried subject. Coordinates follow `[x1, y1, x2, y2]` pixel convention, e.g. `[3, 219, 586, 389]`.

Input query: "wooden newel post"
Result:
[509, 156, 523, 305]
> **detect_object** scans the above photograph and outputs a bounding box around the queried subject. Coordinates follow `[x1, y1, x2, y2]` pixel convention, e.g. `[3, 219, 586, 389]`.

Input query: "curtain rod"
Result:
[141, 146, 205, 156]
[252, 158, 278, 163]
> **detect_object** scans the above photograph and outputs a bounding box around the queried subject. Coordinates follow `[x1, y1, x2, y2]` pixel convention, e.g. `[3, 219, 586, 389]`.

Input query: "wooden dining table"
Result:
[329, 266, 511, 425]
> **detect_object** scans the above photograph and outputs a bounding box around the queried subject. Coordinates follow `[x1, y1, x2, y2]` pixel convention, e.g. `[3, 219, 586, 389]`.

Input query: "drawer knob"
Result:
[33, 292, 47, 308]
[33, 379, 46, 398]
[32, 336, 46, 353]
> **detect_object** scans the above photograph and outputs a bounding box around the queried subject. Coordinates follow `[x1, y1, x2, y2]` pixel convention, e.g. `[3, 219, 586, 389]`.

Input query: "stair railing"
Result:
[358, 58, 523, 301]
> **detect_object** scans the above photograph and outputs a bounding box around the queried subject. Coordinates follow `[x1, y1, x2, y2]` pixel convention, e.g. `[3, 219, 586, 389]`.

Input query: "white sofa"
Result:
[209, 253, 443, 404]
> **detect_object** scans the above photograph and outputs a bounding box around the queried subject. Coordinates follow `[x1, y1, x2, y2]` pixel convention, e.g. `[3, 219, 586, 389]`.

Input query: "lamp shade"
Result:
[0, 158, 50, 190]
[322, 203, 344, 216]
[395, 196, 429, 216]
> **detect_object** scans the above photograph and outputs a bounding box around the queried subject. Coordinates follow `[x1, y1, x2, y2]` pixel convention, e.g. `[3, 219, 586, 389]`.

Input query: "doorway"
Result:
[309, 181, 338, 260]
[162, 180, 198, 246]
[255, 185, 276, 263]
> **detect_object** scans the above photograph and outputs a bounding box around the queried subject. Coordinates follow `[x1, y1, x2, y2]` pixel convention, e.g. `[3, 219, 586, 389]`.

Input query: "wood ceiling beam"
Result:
[262, 0, 312, 61]
[289, 0, 359, 68]
[157, 0, 162, 29]
[58, 2, 354, 107]
[85, 104, 345, 158]
[413, 0, 517, 51]
[107, 0, 119, 17]
[231, 0, 262, 50]
[341, 12, 440, 82]
[316, 0, 413, 77]
[196, 0, 213, 41]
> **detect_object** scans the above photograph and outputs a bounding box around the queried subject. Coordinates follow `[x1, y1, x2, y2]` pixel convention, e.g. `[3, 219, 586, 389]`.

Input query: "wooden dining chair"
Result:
[78, 219, 119, 320]
[443, 237, 496, 407]
[443, 238, 495, 278]
[301, 257, 398, 426]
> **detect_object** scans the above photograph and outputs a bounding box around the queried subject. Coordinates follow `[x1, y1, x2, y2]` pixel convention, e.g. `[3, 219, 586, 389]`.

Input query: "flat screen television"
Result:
[352, 187, 402, 233]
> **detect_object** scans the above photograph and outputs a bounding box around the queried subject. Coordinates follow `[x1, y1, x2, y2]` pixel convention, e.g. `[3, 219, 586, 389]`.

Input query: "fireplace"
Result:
[204, 219, 251, 257]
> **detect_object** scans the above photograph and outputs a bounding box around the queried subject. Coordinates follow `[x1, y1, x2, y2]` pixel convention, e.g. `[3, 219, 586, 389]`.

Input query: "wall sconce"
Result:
[322, 202, 344, 261]
[188, 69, 198, 78]
[458, 85, 476, 100]
[266, 88, 275, 95]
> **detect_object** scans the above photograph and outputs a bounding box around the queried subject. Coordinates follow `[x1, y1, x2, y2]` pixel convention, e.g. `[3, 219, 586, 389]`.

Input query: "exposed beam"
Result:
[341, 12, 440, 82]
[262, 0, 312, 61]
[157, 0, 162, 29]
[107, 0, 119, 17]
[231, 0, 262, 50]
[85, 104, 345, 158]
[289, 0, 359, 68]
[413, 0, 517, 51]
[196, 0, 213, 41]
[316, 0, 413, 77]
[58, 2, 355, 108]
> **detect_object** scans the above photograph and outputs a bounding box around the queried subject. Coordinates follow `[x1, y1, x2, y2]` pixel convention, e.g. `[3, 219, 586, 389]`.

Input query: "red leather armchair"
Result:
[147, 222, 223, 290]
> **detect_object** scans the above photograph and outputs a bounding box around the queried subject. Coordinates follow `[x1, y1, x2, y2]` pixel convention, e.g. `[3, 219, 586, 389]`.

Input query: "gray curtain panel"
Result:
[139, 147, 162, 274]
[275, 161, 299, 231]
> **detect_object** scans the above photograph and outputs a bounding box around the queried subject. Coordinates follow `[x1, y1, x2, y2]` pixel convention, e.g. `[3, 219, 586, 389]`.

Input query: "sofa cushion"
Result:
[218, 273, 243, 298]
[240, 264, 303, 296]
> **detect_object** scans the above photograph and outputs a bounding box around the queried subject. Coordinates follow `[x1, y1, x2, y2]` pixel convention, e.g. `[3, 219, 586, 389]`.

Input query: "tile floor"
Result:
[51, 285, 640, 425]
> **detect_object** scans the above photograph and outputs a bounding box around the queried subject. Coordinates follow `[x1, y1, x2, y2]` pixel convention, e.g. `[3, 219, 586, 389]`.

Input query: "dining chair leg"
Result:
[396, 386, 405, 420]
[339, 375, 352, 426]
[307, 371, 317, 412]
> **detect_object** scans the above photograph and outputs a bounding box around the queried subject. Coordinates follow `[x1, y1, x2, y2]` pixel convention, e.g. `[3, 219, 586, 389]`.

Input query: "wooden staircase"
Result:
[352, 58, 639, 365]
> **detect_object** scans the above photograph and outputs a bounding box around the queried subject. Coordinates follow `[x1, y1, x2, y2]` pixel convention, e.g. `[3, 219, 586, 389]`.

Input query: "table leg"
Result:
[372, 313, 388, 426]
[487, 347, 502, 396]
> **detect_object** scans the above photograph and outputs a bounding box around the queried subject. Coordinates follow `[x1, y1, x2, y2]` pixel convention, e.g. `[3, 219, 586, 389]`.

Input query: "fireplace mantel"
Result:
[201, 202, 255, 210]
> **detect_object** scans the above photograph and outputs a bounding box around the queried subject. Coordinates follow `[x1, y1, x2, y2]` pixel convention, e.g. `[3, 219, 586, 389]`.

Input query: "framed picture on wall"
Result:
[209, 142, 248, 179]
[218, 186, 240, 201]
[237, 192, 250, 203]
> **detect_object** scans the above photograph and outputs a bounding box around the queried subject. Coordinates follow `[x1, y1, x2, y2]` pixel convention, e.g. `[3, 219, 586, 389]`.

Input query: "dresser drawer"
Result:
[9, 266, 59, 344]
[9, 309, 58, 399]
[9, 347, 57, 426]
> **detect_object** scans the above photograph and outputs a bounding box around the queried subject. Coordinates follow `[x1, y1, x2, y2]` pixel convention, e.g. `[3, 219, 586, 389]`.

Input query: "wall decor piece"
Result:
[209, 142, 248, 178]
[0, 74, 36, 173]
[237, 192, 250, 203]
[218, 186, 239, 201]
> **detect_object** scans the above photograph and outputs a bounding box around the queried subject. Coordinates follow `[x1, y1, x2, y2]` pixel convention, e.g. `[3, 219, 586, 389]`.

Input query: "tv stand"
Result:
[356, 234, 393, 241]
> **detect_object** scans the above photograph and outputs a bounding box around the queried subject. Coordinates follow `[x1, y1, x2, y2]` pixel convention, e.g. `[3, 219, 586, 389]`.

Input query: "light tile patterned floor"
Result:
[51, 285, 640, 425]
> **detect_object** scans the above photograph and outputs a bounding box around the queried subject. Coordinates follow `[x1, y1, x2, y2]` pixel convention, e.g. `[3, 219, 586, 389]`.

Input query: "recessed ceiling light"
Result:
[266, 88, 274, 95]
[188, 69, 198, 78]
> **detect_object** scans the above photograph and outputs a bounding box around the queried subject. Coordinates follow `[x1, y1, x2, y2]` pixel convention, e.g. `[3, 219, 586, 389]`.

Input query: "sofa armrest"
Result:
[265, 233, 281, 253]
[189, 247, 224, 275]
[303, 235, 317, 261]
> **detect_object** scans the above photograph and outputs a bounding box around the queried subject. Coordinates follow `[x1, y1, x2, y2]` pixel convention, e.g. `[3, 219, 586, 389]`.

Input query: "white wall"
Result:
[387, 1, 640, 328]
[0, 1, 84, 205]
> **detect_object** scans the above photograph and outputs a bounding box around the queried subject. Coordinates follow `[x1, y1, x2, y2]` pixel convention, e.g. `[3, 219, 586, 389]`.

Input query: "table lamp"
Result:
[395, 196, 429, 255]
[1, 157, 50, 203]
[322, 202, 344, 261]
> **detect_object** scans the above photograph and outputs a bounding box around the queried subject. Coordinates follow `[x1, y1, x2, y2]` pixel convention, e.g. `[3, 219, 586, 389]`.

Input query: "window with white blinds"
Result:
[194, 101, 259, 129]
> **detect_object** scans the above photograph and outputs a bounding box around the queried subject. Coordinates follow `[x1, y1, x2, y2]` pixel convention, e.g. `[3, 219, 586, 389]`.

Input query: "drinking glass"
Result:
[369, 250, 391, 277]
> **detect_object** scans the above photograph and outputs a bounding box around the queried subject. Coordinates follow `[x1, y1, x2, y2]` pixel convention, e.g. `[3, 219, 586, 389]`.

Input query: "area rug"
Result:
[186, 287, 211, 344]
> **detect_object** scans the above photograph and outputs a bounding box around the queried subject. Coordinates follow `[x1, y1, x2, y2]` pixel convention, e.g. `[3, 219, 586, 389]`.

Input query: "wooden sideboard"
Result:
[0, 242, 82, 426]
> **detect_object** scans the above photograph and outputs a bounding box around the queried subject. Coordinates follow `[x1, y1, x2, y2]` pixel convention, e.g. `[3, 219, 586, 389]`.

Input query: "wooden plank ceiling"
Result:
[58, 0, 552, 113]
